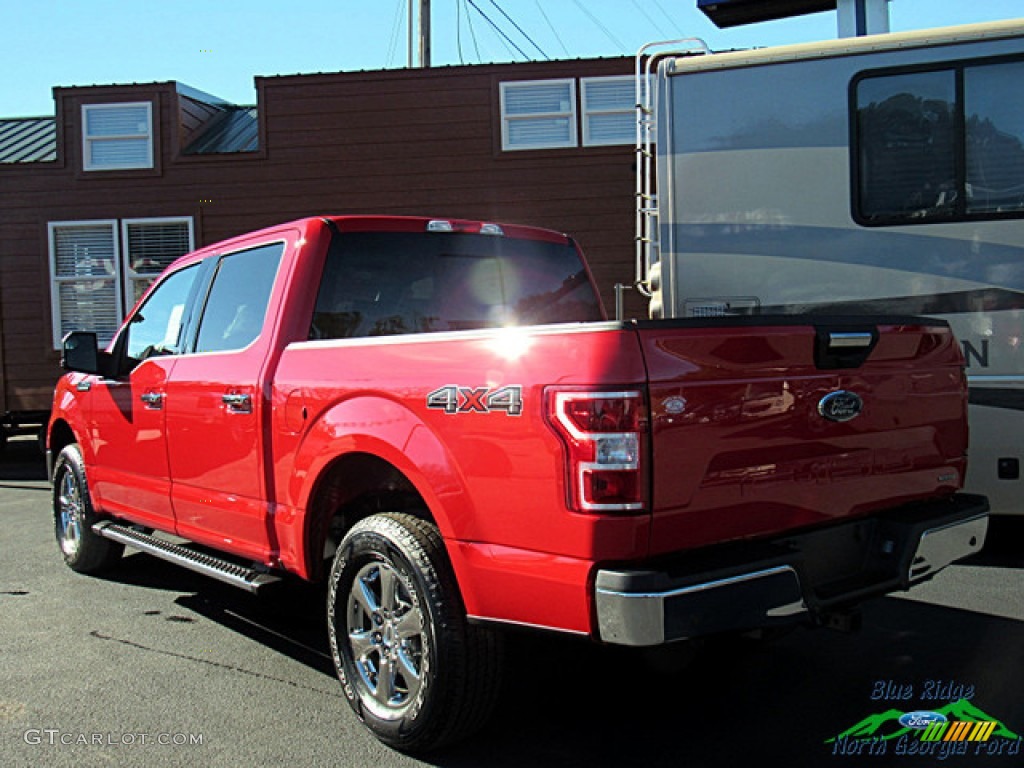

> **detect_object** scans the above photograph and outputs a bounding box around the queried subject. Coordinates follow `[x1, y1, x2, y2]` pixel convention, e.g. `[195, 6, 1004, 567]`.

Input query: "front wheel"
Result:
[327, 513, 502, 753]
[52, 443, 123, 574]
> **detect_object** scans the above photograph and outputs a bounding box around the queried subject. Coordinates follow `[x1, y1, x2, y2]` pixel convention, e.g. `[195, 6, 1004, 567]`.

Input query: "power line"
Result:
[571, 0, 626, 51]
[456, 0, 465, 64]
[385, 0, 406, 67]
[487, 0, 549, 60]
[464, 0, 483, 61]
[652, 0, 688, 37]
[465, 0, 530, 60]
[630, 0, 672, 39]
[535, 0, 569, 58]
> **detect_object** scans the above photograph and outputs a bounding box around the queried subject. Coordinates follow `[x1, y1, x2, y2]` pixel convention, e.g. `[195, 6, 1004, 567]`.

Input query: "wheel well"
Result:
[49, 419, 76, 458]
[306, 453, 430, 581]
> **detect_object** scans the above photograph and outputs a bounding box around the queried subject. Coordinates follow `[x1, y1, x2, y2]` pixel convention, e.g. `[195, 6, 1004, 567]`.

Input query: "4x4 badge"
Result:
[819, 390, 863, 422]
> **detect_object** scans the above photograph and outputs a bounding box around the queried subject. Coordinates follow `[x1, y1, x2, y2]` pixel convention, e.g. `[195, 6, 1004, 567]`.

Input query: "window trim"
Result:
[81, 101, 154, 172]
[500, 78, 578, 152]
[580, 75, 636, 147]
[48, 219, 122, 350]
[850, 53, 1024, 227]
[120, 217, 195, 313]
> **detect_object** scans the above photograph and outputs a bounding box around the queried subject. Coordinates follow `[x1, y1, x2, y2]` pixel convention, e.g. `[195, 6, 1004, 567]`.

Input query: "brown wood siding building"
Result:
[0, 57, 638, 418]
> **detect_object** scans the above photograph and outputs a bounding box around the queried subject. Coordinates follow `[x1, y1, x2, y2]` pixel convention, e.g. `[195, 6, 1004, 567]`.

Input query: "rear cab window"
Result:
[309, 231, 603, 340]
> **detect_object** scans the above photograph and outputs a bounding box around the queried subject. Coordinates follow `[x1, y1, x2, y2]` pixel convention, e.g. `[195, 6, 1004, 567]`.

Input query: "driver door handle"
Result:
[222, 393, 253, 414]
[140, 391, 164, 410]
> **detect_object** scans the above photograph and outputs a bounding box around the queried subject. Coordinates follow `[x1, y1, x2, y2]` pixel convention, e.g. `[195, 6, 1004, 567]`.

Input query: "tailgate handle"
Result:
[827, 332, 874, 349]
[815, 326, 879, 370]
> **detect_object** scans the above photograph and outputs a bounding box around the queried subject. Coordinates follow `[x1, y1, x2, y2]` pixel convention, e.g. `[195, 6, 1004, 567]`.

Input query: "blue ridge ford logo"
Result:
[898, 711, 949, 730]
[818, 390, 863, 422]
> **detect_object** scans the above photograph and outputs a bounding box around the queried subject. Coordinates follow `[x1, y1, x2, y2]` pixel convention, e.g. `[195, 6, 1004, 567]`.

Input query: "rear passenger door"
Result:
[164, 241, 284, 561]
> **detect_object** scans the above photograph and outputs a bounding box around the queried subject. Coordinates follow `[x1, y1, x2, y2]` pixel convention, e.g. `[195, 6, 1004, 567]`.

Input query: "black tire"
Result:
[327, 513, 502, 753]
[52, 443, 123, 574]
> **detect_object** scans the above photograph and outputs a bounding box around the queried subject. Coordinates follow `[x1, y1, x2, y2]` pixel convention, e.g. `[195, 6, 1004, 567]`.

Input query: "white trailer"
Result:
[640, 20, 1024, 516]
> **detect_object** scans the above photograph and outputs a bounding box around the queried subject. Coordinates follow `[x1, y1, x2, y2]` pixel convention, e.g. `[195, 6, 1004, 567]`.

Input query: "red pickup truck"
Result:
[49, 215, 988, 752]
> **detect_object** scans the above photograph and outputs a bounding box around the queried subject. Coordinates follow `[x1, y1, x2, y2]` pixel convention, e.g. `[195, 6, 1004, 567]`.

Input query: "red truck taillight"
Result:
[546, 389, 647, 513]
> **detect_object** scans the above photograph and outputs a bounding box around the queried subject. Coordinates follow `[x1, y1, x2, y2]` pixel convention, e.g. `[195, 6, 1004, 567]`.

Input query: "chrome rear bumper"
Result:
[595, 493, 988, 646]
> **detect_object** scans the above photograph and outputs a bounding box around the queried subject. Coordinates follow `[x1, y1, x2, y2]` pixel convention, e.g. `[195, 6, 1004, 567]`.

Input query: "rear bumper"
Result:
[594, 493, 988, 646]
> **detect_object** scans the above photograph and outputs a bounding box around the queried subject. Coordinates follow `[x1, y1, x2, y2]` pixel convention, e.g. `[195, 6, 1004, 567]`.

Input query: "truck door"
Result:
[164, 241, 284, 562]
[87, 263, 202, 528]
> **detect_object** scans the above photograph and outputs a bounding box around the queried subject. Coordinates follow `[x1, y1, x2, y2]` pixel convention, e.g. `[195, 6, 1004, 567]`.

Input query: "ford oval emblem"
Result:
[818, 390, 863, 422]
[663, 396, 687, 415]
[898, 711, 948, 730]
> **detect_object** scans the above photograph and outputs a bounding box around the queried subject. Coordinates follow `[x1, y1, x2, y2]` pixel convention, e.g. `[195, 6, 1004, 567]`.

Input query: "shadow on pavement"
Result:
[8, 429, 1020, 765]
[442, 597, 1023, 768]
[964, 516, 1024, 568]
[0, 437, 48, 484]
[102, 554, 1023, 768]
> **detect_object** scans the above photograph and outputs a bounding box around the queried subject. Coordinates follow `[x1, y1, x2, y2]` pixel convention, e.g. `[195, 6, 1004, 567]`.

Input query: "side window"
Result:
[500, 79, 577, 151]
[581, 76, 635, 147]
[964, 60, 1024, 215]
[124, 264, 199, 363]
[194, 242, 283, 353]
[855, 69, 956, 223]
[853, 55, 1024, 224]
[81, 102, 154, 172]
[47, 216, 195, 349]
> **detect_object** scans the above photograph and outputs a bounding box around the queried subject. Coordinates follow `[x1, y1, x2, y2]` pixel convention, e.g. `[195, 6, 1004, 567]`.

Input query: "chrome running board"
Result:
[93, 522, 281, 594]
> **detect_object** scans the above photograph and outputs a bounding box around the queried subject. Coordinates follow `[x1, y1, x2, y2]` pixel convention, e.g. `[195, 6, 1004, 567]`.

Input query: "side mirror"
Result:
[61, 332, 114, 378]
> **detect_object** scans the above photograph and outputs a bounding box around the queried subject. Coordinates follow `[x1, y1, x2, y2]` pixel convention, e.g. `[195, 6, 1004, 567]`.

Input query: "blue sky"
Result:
[3, 0, 1023, 116]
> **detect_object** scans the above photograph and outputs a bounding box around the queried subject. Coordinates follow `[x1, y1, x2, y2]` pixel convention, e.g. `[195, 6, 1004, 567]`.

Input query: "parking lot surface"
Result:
[2, 438, 1021, 767]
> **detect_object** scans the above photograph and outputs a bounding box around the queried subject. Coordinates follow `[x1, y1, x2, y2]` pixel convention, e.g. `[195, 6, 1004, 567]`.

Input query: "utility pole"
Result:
[409, 0, 430, 68]
[419, 0, 431, 67]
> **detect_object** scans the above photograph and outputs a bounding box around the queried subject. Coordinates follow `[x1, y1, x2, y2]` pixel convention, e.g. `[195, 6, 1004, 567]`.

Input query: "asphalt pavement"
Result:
[1, 437, 1022, 767]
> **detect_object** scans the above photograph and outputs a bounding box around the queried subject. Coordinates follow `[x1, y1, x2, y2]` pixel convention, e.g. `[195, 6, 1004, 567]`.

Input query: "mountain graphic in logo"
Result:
[826, 699, 1021, 743]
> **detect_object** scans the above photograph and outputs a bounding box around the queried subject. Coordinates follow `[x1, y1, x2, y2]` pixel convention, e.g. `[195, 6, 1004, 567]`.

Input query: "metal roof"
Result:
[184, 107, 259, 155]
[0, 117, 57, 163]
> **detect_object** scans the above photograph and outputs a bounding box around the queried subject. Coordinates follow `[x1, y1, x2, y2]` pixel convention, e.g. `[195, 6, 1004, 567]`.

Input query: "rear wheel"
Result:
[327, 513, 502, 753]
[52, 443, 123, 574]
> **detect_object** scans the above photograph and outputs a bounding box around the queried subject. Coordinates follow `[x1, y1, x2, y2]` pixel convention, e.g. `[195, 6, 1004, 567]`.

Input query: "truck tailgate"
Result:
[638, 317, 968, 557]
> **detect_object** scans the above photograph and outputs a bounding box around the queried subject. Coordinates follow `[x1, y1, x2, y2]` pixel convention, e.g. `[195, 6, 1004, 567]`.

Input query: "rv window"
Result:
[965, 61, 1024, 215]
[855, 70, 956, 222]
[854, 55, 1024, 225]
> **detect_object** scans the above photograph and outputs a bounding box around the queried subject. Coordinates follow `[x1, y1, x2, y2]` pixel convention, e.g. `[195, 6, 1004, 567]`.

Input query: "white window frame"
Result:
[581, 76, 637, 147]
[82, 102, 154, 171]
[500, 79, 578, 151]
[120, 217, 195, 312]
[48, 220, 122, 349]
[48, 216, 195, 349]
